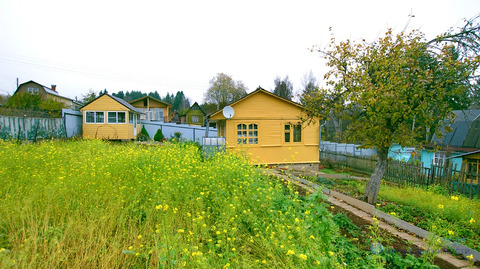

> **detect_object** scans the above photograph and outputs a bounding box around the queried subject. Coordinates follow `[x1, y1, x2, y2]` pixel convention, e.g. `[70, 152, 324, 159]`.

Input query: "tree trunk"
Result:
[364, 148, 389, 204]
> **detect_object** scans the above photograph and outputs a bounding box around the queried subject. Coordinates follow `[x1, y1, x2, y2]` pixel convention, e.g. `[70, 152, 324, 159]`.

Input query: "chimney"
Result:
[51, 85, 57, 91]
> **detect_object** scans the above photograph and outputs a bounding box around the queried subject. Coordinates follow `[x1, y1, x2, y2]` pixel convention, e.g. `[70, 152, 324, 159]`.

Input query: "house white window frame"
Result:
[27, 87, 39, 94]
[154, 108, 163, 122]
[433, 151, 446, 166]
[192, 115, 199, 123]
[107, 111, 127, 124]
[85, 111, 105, 124]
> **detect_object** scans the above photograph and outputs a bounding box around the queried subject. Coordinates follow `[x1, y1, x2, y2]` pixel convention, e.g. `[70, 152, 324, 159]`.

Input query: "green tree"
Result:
[272, 75, 293, 100]
[173, 91, 190, 112]
[153, 128, 165, 141]
[81, 89, 98, 104]
[300, 71, 318, 106]
[303, 29, 479, 204]
[113, 90, 125, 99]
[204, 73, 248, 110]
[428, 14, 480, 108]
[6, 92, 42, 109]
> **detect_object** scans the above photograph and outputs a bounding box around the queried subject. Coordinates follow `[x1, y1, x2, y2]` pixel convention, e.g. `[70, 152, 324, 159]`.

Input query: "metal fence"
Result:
[142, 121, 217, 145]
[320, 151, 480, 198]
[0, 115, 66, 140]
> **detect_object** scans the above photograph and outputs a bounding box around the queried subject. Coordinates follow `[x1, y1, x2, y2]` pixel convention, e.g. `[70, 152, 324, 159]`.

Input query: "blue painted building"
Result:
[421, 109, 480, 169]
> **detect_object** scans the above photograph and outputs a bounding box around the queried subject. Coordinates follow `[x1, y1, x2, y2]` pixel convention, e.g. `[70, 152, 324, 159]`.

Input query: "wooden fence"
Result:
[320, 151, 480, 199]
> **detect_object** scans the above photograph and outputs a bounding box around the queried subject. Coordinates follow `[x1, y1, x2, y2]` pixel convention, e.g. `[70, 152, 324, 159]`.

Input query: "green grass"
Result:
[0, 140, 354, 268]
[314, 175, 480, 252]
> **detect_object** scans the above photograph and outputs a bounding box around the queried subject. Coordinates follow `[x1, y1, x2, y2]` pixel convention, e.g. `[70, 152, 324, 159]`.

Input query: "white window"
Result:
[433, 152, 446, 166]
[148, 109, 154, 121]
[85, 111, 104, 124]
[107, 111, 126, 124]
[27, 87, 39, 94]
[192, 116, 199, 123]
[154, 108, 163, 121]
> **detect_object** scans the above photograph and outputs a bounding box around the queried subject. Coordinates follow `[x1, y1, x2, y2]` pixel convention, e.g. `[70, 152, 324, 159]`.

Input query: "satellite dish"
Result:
[222, 106, 234, 119]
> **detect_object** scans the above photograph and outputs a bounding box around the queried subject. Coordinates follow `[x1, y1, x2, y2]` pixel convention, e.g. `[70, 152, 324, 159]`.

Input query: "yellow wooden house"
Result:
[80, 93, 142, 140]
[208, 87, 319, 165]
[129, 96, 171, 122]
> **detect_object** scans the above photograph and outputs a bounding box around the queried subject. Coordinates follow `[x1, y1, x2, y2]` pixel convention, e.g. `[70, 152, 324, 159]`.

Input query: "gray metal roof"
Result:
[432, 109, 480, 148]
[108, 94, 141, 112]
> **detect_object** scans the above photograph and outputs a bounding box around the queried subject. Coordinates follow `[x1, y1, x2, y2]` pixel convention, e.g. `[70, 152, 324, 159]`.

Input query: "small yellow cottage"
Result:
[208, 87, 319, 166]
[80, 93, 142, 140]
[129, 96, 171, 122]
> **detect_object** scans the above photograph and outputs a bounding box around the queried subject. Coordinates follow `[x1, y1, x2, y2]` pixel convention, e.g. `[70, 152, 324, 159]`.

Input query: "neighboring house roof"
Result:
[80, 93, 143, 113]
[431, 109, 480, 149]
[15, 80, 81, 105]
[184, 102, 206, 116]
[129, 95, 172, 107]
[446, 149, 480, 159]
[208, 87, 304, 118]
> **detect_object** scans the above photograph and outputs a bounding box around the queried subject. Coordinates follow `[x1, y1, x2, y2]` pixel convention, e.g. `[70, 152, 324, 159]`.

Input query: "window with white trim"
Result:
[237, 123, 258, 144]
[108, 111, 126, 124]
[27, 87, 39, 94]
[433, 152, 446, 166]
[85, 111, 104, 124]
[192, 116, 199, 123]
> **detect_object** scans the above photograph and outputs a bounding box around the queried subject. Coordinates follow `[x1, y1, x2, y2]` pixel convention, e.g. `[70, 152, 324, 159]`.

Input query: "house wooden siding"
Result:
[184, 102, 206, 126]
[14, 81, 80, 110]
[129, 96, 171, 122]
[210, 88, 319, 165]
[81, 94, 140, 140]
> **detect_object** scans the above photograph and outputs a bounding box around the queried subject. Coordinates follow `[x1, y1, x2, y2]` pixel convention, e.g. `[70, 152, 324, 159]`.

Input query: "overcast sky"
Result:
[0, 0, 479, 104]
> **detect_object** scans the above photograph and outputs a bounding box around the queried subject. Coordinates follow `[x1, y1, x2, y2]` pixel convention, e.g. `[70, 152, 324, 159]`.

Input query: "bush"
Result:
[153, 129, 164, 142]
[136, 126, 150, 141]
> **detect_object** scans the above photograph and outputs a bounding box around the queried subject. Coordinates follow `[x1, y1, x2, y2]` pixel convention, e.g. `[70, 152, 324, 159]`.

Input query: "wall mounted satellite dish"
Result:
[222, 106, 234, 119]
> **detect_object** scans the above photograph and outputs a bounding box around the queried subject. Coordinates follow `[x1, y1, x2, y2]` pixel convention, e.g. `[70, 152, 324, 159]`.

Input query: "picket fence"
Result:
[320, 151, 480, 199]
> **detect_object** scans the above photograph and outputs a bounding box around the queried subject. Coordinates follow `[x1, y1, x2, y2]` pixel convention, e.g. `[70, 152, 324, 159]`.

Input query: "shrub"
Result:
[136, 126, 150, 141]
[153, 129, 164, 142]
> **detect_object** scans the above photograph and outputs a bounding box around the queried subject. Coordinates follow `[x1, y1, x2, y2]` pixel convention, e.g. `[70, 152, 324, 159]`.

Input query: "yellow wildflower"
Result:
[448, 230, 455, 235]
[177, 229, 185, 233]
[470, 218, 476, 224]
[450, 196, 459, 201]
[437, 204, 444, 209]
[287, 249, 295, 255]
[299, 254, 308, 260]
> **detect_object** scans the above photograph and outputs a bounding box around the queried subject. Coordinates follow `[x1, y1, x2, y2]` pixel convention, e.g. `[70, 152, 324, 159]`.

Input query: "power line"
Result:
[0, 51, 209, 90]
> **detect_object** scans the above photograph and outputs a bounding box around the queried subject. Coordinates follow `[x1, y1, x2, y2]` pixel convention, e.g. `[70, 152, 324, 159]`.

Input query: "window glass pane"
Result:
[284, 125, 290, 131]
[96, 112, 104, 123]
[129, 113, 133, 124]
[237, 124, 242, 130]
[118, 112, 126, 123]
[293, 124, 302, 142]
[285, 132, 290, 142]
[86, 112, 94, 123]
[108, 112, 117, 123]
